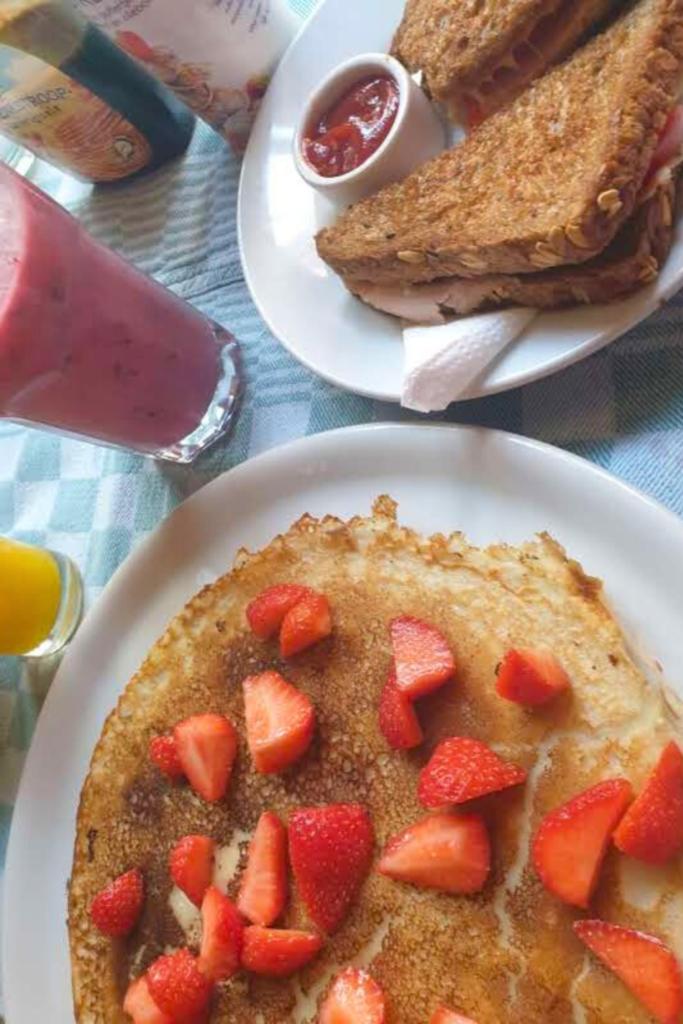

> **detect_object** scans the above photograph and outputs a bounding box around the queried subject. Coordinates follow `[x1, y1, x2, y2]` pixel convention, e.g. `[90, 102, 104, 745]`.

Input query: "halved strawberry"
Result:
[280, 590, 332, 657]
[574, 920, 683, 1024]
[389, 616, 455, 699]
[147, 949, 213, 1021]
[237, 811, 287, 926]
[614, 741, 683, 864]
[246, 584, 309, 639]
[288, 803, 374, 933]
[149, 734, 184, 780]
[198, 887, 244, 982]
[496, 648, 570, 706]
[169, 835, 216, 907]
[123, 976, 172, 1024]
[418, 737, 526, 808]
[243, 671, 315, 773]
[174, 714, 237, 802]
[378, 666, 423, 750]
[430, 1008, 478, 1024]
[90, 868, 144, 937]
[241, 926, 322, 976]
[532, 778, 633, 907]
[319, 967, 386, 1024]
[378, 812, 490, 894]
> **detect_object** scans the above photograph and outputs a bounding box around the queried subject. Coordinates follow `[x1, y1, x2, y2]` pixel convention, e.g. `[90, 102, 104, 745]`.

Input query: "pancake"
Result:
[68, 497, 683, 1023]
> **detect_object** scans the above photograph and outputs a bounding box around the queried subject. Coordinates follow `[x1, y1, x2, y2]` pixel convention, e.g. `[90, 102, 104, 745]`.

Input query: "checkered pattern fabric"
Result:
[3, 1, 683, 1009]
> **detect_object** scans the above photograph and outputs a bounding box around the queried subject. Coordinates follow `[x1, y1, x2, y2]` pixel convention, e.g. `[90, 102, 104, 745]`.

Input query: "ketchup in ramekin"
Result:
[302, 74, 400, 178]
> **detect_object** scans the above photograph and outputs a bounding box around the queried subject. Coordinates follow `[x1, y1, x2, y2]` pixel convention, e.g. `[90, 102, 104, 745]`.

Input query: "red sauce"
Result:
[302, 74, 400, 178]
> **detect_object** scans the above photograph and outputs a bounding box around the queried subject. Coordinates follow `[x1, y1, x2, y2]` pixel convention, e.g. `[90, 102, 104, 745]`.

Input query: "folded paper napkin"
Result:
[401, 308, 538, 411]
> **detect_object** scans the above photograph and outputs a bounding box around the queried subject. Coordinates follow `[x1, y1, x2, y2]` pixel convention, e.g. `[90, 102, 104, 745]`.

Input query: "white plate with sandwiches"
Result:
[238, 0, 683, 403]
[5, 423, 683, 1023]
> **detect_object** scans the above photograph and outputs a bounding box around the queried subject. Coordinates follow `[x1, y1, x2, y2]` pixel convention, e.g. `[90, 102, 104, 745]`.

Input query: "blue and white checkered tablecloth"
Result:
[3, 19, 683, 1015]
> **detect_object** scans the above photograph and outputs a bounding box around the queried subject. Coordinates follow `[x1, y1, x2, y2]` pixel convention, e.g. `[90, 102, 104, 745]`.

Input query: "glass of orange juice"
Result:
[0, 537, 83, 657]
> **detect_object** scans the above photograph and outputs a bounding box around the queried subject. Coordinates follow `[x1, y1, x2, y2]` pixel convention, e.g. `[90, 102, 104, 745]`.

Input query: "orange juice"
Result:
[0, 537, 62, 654]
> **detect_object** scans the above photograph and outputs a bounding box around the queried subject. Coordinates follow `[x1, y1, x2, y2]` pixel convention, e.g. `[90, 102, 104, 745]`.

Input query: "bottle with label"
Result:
[0, 0, 194, 182]
[75, 0, 300, 152]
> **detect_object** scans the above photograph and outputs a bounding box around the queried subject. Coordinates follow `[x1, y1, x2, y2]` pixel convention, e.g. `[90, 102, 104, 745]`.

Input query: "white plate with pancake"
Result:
[237, 0, 683, 403]
[4, 422, 683, 1022]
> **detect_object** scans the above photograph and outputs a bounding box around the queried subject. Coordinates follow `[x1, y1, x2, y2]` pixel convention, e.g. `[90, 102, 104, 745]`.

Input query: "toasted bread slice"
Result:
[69, 498, 683, 1024]
[317, 0, 683, 287]
[350, 178, 676, 323]
[392, 0, 620, 123]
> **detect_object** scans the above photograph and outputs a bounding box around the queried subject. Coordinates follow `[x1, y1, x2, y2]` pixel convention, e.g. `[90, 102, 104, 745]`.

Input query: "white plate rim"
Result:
[237, 0, 683, 403]
[5, 421, 683, 1023]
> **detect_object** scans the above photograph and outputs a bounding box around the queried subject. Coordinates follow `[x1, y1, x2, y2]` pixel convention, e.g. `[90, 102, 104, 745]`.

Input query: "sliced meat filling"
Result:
[640, 105, 683, 200]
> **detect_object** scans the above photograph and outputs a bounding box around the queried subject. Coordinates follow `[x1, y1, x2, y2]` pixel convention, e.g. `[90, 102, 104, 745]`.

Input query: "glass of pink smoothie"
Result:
[0, 163, 242, 462]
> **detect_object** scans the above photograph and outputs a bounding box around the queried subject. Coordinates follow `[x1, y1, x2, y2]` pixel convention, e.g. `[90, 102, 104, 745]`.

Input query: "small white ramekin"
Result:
[293, 52, 445, 205]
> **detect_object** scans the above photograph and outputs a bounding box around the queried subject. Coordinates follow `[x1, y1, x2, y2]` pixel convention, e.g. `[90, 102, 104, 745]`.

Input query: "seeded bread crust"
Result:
[393, 0, 550, 99]
[350, 178, 677, 320]
[468, 177, 677, 309]
[392, 0, 619, 116]
[317, 0, 683, 287]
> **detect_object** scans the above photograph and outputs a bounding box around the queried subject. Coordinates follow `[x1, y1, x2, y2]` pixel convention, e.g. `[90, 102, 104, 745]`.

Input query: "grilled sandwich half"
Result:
[392, 0, 623, 124]
[317, 0, 683, 324]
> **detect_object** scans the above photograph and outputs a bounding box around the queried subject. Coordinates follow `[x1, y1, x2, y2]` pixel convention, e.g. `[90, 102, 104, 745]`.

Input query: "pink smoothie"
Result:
[0, 163, 220, 451]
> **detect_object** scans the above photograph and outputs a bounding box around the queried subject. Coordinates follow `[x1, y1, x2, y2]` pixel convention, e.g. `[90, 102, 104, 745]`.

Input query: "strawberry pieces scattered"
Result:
[198, 887, 244, 982]
[319, 967, 386, 1024]
[418, 737, 526, 808]
[147, 949, 213, 1021]
[280, 589, 332, 657]
[430, 1009, 478, 1024]
[246, 583, 332, 656]
[614, 741, 683, 865]
[389, 616, 455, 699]
[169, 834, 216, 908]
[532, 778, 633, 908]
[496, 648, 570, 707]
[149, 734, 184, 780]
[241, 926, 322, 976]
[378, 666, 423, 750]
[237, 810, 287, 926]
[123, 976, 172, 1024]
[174, 714, 237, 803]
[243, 671, 315, 774]
[288, 803, 374, 933]
[378, 812, 490, 894]
[246, 584, 309, 639]
[90, 868, 144, 937]
[574, 920, 683, 1024]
